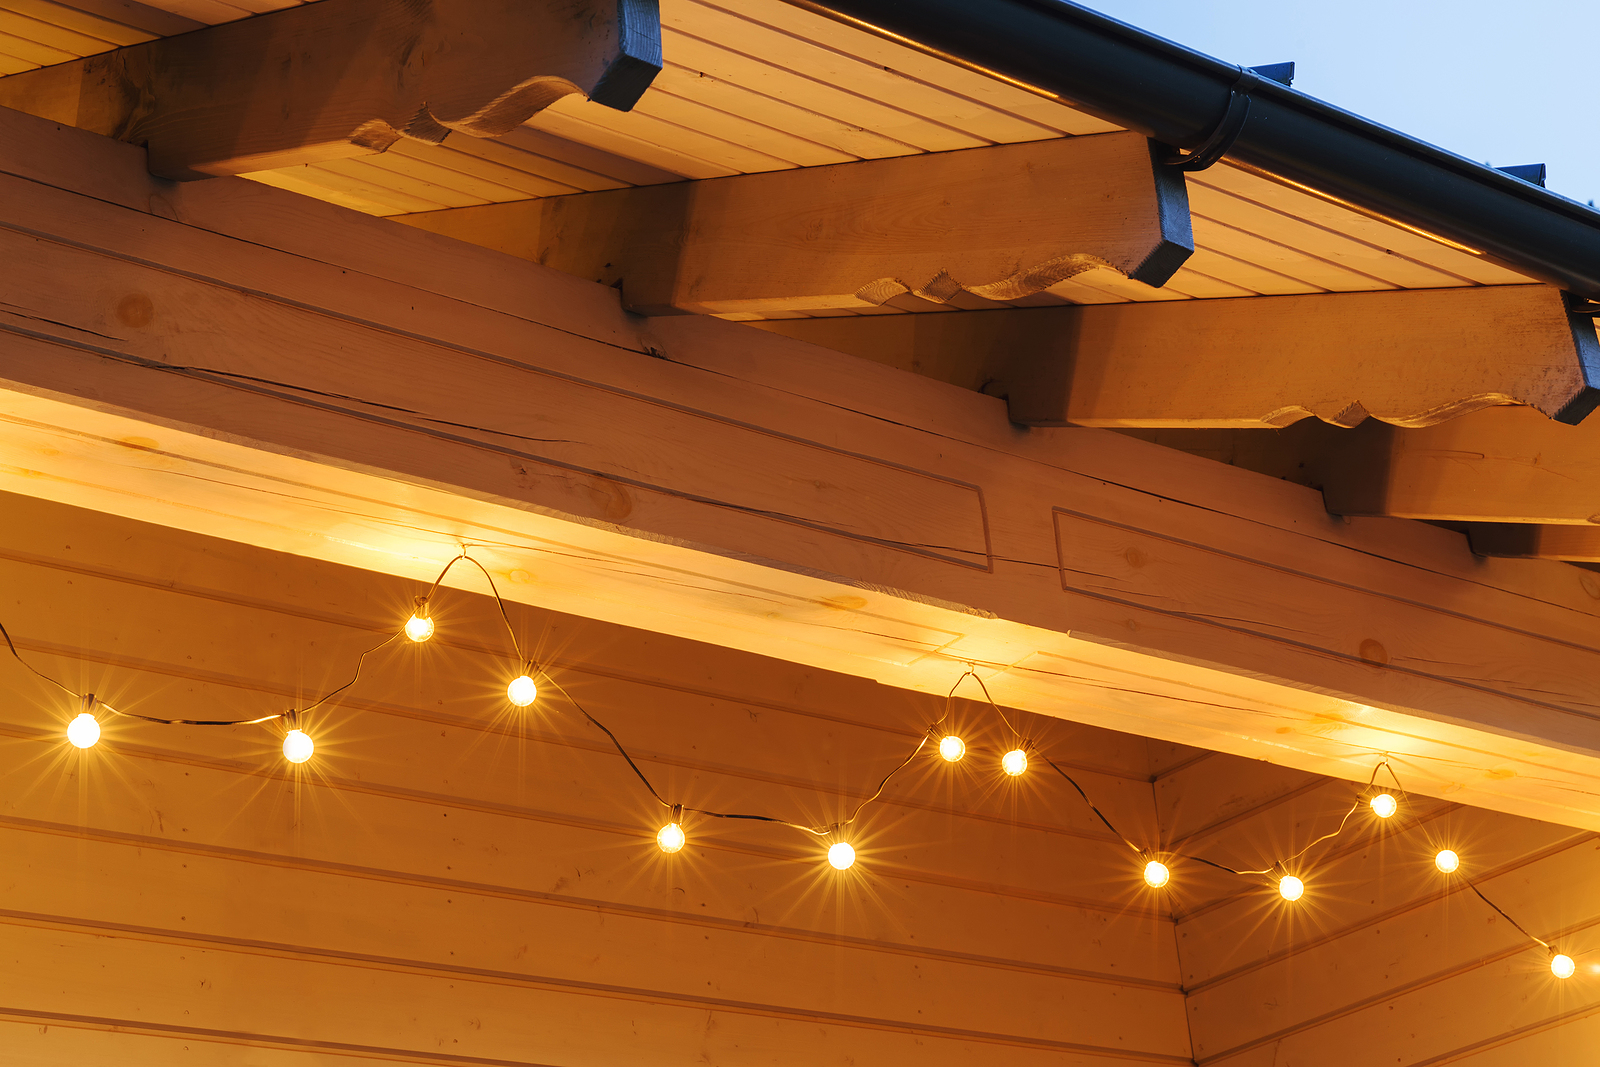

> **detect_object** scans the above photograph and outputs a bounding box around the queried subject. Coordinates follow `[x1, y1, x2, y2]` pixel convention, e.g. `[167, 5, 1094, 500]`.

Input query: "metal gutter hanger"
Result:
[784, 0, 1600, 303]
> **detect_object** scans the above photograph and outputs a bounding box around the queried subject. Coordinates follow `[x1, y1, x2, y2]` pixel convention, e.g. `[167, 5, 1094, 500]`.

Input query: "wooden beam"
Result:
[749, 286, 1600, 428]
[1319, 406, 1600, 522]
[1469, 524, 1600, 562]
[393, 131, 1193, 315]
[10, 105, 1600, 832]
[0, 0, 662, 179]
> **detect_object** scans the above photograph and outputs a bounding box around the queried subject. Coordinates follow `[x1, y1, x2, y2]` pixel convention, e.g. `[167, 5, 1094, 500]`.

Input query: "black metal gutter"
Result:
[787, 0, 1600, 302]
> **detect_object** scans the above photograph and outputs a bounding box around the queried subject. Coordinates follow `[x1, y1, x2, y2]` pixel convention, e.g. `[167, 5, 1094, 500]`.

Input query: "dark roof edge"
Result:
[787, 0, 1600, 298]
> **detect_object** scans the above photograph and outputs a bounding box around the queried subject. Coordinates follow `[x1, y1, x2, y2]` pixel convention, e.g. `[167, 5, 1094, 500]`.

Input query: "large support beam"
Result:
[750, 286, 1600, 428]
[6, 106, 1600, 831]
[395, 131, 1193, 314]
[1320, 406, 1600, 522]
[0, 0, 662, 179]
[1469, 524, 1600, 562]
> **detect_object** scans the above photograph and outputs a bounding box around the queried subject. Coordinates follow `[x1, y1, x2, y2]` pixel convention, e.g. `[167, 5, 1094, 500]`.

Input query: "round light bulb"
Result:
[938, 735, 965, 762]
[1435, 849, 1460, 874]
[1278, 875, 1305, 902]
[657, 822, 685, 854]
[827, 841, 856, 871]
[1552, 953, 1576, 979]
[66, 712, 100, 749]
[1143, 860, 1171, 889]
[507, 674, 538, 707]
[282, 728, 314, 764]
[1001, 748, 1028, 776]
[404, 613, 434, 643]
[1370, 793, 1398, 819]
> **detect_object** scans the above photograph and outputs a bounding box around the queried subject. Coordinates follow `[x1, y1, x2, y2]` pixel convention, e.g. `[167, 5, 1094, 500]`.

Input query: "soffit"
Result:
[0, 0, 1537, 315]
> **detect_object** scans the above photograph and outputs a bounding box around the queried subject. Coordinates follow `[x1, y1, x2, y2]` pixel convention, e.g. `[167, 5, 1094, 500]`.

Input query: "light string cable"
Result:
[0, 553, 1590, 966]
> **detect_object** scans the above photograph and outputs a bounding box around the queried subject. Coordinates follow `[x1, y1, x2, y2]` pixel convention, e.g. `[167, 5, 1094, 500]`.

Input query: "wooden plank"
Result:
[1320, 405, 1600, 522]
[750, 286, 1600, 428]
[24, 0, 204, 38]
[11, 108, 1600, 836]
[0, 0, 662, 178]
[1470, 524, 1600, 562]
[686, 0, 1118, 138]
[395, 131, 1192, 315]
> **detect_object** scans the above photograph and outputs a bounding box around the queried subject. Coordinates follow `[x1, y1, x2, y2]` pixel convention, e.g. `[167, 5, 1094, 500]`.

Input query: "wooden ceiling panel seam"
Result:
[1180, 245, 1334, 296]
[1187, 179, 1478, 291]
[313, 156, 488, 212]
[566, 94, 804, 174]
[631, 78, 858, 168]
[241, 167, 403, 216]
[32, 0, 202, 36]
[387, 141, 591, 200]
[492, 126, 690, 187]
[655, 58, 926, 160]
[0, 9, 125, 52]
[659, 25, 996, 153]
[275, 161, 453, 215]
[1160, 268, 1261, 299]
[0, 50, 35, 72]
[1201, 162, 1538, 287]
[673, 0, 1077, 143]
[690, 0, 1118, 137]
[1191, 214, 1403, 294]
[0, 0, 162, 44]
[528, 106, 743, 180]
[358, 143, 549, 204]
[0, 27, 76, 63]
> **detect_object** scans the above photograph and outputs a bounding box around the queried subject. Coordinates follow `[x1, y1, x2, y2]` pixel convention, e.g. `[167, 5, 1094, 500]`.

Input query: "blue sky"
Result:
[1078, 0, 1598, 208]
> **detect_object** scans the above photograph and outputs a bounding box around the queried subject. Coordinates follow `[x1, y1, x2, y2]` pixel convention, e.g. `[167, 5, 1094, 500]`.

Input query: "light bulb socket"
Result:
[283, 708, 300, 730]
[412, 595, 430, 617]
[81, 693, 97, 715]
[670, 803, 683, 821]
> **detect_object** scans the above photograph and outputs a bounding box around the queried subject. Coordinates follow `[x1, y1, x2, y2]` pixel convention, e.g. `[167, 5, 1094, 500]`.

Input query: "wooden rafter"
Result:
[0, 0, 662, 179]
[752, 285, 1600, 428]
[395, 131, 1193, 314]
[5, 107, 1600, 830]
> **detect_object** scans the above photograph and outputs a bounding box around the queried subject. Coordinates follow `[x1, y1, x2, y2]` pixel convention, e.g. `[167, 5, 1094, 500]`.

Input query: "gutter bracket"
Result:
[1162, 66, 1263, 172]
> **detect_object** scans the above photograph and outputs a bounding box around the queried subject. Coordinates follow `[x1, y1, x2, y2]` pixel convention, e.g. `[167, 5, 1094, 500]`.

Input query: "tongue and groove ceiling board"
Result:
[0, 0, 1540, 315]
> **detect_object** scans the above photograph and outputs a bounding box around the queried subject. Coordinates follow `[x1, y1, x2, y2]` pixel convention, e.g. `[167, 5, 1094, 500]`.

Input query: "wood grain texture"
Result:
[1320, 405, 1600, 523]
[9, 106, 1600, 834]
[0, 490, 1189, 1066]
[750, 285, 1600, 428]
[394, 131, 1193, 314]
[0, 0, 662, 178]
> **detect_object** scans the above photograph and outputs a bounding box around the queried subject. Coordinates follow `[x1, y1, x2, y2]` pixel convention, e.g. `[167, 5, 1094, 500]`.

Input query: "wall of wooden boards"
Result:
[1152, 742, 1600, 1066]
[0, 491, 1191, 1067]
[4, 492, 1598, 1065]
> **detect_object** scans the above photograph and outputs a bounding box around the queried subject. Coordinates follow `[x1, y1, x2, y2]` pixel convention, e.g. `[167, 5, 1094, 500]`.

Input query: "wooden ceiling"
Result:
[0, 0, 1535, 316]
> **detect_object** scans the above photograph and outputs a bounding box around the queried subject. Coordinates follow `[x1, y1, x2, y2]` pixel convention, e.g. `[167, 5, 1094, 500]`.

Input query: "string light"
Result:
[67, 711, 100, 749]
[0, 570, 1579, 980]
[507, 672, 538, 707]
[282, 728, 314, 764]
[404, 597, 434, 643]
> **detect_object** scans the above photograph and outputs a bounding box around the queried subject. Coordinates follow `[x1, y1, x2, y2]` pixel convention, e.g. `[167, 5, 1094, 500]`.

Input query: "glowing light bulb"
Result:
[282, 728, 314, 764]
[1552, 953, 1576, 979]
[507, 674, 538, 707]
[1001, 748, 1028, 776]
[938, 735, 965, 762]
[827, 841, 856, 870]
[66, 712, 100, 749]
[657, 822, 685, 854]
[1278, 875, 1305, 902]
[404, 612, 434, 643]
[1370, 793, 1398, 819]
[1434, 849, 1460, 874]
[1143, 860, 1171, 889]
